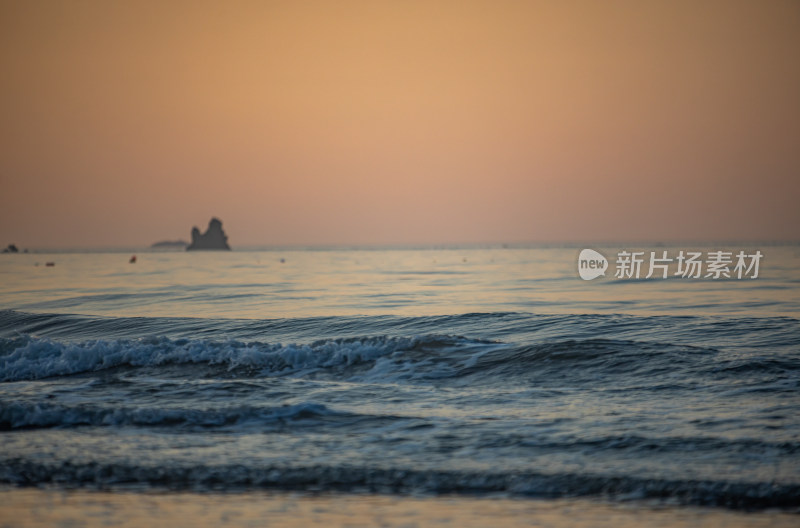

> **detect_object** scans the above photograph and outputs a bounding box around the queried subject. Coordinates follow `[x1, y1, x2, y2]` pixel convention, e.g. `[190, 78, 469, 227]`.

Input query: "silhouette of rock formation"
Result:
[186, 218, 231, 251]
[3, 244, 19, 253]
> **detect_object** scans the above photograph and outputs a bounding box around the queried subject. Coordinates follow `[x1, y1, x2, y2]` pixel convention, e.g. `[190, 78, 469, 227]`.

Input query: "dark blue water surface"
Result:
[1, 248, 799, 510]
[1, 309, 798, 509]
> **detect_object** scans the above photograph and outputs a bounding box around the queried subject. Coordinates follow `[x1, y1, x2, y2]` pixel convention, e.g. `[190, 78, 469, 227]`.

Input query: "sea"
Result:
[1, 245, 799, 526]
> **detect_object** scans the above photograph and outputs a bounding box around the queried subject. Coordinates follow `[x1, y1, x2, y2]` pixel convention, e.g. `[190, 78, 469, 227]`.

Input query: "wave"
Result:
[3, 331, 799, 385]
[0, 401, 348, 430]
[1, 460, 797, 509]
[3, 397, 796, 462]
[0, 334, 453, 382]
[3, 309, 798, 346]
[0, 309, 527, 341]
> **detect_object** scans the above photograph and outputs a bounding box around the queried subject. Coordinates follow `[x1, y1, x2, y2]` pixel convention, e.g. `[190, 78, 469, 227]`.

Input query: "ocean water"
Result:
[1, 246, 799, 519]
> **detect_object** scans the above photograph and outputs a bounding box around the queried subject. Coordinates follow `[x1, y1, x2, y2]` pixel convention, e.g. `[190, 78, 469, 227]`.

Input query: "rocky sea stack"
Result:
[186, 218, 230, 251]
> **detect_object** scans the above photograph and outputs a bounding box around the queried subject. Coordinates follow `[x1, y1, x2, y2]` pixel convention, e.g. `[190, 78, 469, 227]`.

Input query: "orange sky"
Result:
[1, 0, 798, 248]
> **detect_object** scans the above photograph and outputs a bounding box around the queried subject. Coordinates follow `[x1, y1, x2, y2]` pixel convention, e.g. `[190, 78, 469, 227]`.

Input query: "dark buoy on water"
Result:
[130, 255, 137, 263]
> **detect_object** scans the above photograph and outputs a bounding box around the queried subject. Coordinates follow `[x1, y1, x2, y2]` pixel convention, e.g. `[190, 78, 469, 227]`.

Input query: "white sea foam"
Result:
[0, 335, 479, 382]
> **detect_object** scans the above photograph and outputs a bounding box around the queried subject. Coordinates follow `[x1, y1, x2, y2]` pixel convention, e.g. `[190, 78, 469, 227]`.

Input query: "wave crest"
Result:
[0, 334, 477, 382]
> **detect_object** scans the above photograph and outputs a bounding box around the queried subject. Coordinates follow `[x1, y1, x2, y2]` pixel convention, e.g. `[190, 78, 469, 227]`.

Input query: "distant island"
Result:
[150, 240, 188, 249]
[186, 217, 231, 251]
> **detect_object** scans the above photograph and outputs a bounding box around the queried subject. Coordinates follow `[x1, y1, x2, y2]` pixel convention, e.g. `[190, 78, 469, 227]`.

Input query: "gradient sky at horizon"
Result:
[1, 0, 798, 248]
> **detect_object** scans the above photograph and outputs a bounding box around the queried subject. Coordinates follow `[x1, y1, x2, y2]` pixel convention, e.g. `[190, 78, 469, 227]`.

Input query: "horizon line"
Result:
[6, 239, 799, 253]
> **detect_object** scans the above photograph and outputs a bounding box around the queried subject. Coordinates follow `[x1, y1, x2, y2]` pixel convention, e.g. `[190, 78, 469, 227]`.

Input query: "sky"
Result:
[1, 0, 798, 248]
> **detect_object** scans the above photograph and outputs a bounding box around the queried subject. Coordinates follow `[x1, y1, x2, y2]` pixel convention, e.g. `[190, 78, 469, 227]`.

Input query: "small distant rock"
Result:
[3, 244, 19, 253]
[186, 218, 231, 251]
[151, 240, 188, 249]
